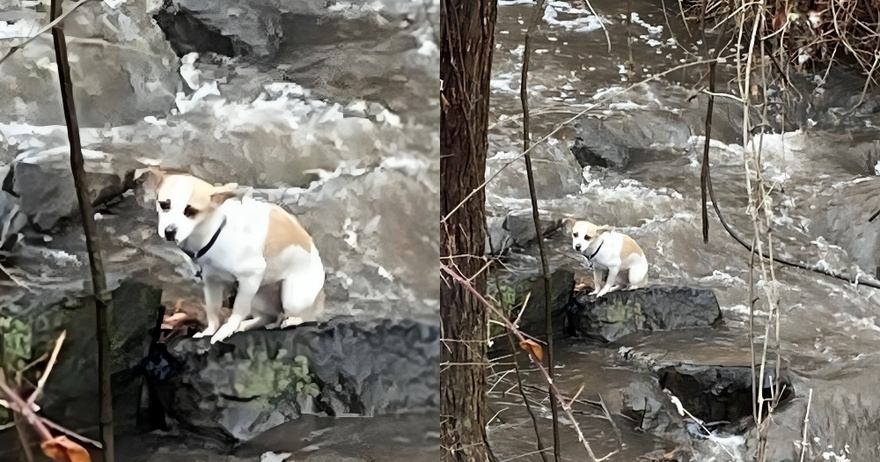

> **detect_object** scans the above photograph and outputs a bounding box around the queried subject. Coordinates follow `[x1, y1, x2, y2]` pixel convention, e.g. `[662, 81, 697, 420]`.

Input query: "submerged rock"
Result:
[567, 286, 722, 343]
[158, 318, 439, 442]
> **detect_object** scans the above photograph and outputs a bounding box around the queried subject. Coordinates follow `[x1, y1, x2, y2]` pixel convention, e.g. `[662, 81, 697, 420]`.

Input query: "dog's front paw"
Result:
[193, 326, 217, 339]
[588, 289, 599, 296]
[210, 325, 236, 344]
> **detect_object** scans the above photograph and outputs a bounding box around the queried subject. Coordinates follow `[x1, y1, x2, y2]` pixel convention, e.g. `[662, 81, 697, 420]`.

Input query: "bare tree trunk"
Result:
[49, 1, 114, 460]
[440, 1, 498, 461]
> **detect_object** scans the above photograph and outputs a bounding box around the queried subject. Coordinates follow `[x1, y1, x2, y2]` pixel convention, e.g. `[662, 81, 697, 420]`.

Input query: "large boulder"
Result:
[157, 319, 439, 442]
[567, 286, 722, 342]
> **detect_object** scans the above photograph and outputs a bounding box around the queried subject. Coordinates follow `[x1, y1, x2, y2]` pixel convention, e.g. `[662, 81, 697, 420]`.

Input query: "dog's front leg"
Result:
[193, 279, 224, 338]
[211, 274, 262, 344]
[589, 266, 603, 295]
[596, 266, 620, 297]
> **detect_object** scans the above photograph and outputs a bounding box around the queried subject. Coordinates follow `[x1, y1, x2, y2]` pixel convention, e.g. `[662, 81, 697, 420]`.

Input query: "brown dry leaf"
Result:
[519, 339, 544, 362]
[41, 435, 91, 462]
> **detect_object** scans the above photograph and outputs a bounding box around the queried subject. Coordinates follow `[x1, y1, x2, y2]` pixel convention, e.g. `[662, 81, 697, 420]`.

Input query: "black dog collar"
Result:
[587, 239, 604, 260]
[181, 216, 227, 261]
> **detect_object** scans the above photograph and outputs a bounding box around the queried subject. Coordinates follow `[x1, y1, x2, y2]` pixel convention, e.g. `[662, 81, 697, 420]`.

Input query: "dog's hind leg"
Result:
[280, 276, 325, 326]
[236, 284, 281, 332]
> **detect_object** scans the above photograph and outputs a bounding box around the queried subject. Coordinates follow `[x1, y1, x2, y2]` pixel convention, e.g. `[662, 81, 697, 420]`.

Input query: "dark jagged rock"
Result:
[510, 269, 574, 338]
[567, 286, 722, 343]
[657, 363, 791, 428]
[36, 277, 161, 438]
[153, 0, 236, 57]
[157, 318, 439, 442]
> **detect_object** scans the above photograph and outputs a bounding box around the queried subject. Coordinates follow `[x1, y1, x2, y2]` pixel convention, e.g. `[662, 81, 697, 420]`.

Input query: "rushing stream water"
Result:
[487, 1, 880, 461]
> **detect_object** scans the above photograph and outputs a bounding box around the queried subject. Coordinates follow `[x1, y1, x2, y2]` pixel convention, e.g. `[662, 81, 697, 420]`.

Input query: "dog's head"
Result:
[134, 167, 238, 244]
[562, 218, 610, 254]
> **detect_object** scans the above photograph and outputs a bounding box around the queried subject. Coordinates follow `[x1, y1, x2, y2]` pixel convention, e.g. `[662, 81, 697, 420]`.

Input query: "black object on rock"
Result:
[567, 286, 722, 343]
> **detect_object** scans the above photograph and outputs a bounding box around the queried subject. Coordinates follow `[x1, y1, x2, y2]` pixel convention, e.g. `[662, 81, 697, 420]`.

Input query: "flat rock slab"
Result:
[157, 318, 439, 443]
[567, 286, 722, 343]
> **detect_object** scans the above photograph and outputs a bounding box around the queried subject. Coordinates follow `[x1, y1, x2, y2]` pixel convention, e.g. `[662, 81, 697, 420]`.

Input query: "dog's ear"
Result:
[210, 183, 241, 205]
[133, 166, 164, 192]
[562, 217, 577, 233]
[596, 225, 612, 235]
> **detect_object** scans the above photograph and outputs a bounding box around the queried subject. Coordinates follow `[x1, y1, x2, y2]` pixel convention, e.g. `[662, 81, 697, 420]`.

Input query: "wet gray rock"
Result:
[621, 380, 690, 445]
[486, 140, 582, 200]
[0, 1, 179, 126]
[485, 210, 559, 255]
[571, 117, 630, 169]
[166, 0, 283, 57]
[8, 149, 130, 231]
[570, 88, 746, 172]
[567, 286, 722, 343]
[504, 209, 559, 248]
[165, 0, 435, 58]
[159, 319, 439, 442]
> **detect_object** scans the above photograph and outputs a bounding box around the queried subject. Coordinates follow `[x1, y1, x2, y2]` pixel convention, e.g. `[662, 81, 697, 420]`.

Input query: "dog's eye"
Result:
[573, 232, 578, 238]
[183, 205, 198, 217]
[158, 200, 170, 211]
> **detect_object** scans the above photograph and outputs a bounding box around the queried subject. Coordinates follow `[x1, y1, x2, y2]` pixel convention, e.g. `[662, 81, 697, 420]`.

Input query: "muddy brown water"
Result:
[488, 0, 880, 460]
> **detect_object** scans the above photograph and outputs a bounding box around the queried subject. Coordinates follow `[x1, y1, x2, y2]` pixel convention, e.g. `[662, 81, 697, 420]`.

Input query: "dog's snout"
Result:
[164, 224, 178, 241]
[575, 243, 581, 251]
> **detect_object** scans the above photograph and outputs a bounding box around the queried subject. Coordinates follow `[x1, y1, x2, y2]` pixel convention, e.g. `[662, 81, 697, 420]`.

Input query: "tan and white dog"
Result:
[136, 168, 325, 344]
[563, 218, 648, 297]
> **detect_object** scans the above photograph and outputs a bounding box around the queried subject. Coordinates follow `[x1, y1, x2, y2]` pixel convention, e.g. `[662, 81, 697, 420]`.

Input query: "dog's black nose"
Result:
[575, 243, 581, 251]
[164, 225, 177, 241]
